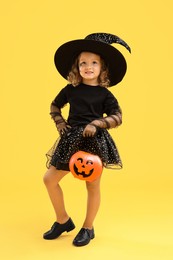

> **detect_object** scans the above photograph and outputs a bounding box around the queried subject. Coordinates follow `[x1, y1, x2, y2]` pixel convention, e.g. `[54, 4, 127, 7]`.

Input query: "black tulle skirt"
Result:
[46, 126, 122, 171]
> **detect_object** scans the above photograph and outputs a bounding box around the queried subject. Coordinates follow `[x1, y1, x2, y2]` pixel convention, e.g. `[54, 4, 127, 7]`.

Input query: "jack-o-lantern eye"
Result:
[69, 151, 103, 182]
[77, 158, 83, 163]
[86, 160, 93, 165]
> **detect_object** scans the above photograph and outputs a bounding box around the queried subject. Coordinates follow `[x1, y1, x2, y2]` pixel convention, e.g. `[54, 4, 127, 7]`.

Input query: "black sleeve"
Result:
[103, 91, 122, 116]
[52, 86, 68, 109]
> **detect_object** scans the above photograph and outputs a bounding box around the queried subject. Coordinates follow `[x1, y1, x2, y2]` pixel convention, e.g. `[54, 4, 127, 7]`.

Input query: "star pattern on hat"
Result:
[85, 33, 131, 53]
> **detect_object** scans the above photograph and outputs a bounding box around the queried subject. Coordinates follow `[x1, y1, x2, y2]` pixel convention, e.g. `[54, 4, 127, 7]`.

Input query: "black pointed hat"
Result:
[54, 33, 131, 86]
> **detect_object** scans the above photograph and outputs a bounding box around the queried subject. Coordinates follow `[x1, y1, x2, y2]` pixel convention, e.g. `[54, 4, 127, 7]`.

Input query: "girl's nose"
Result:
[86, 63, 92, 69]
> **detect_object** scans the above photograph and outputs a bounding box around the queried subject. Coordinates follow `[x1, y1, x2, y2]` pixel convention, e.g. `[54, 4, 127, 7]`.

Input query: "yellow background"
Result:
[0, 0, 173, 259]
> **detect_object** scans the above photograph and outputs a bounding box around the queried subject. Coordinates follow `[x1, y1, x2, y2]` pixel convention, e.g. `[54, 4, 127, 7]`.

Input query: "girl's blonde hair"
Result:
[67, 53, 110, 88]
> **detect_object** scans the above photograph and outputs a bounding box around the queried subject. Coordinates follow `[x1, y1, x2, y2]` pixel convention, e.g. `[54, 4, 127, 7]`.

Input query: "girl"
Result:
[43, 33, 130, 246]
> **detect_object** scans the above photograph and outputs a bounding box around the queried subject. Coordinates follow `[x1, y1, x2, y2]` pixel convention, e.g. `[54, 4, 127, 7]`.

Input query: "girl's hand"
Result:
[83, 124, 97, 137]
[56, 122, 71, 136]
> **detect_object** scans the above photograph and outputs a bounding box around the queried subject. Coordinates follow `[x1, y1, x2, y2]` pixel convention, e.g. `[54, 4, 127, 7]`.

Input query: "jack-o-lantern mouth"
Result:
[73, 163, 94, 178]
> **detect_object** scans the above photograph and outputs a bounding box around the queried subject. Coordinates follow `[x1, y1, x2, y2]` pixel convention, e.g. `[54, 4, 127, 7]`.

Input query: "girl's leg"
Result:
[43, 166, 69, 224]
[83, 175, 102, 229]
[73, 175, 102, 246]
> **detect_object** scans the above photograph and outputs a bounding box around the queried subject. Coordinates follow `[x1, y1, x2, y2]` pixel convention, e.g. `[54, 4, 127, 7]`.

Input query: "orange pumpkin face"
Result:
[69, 151, 103, 182]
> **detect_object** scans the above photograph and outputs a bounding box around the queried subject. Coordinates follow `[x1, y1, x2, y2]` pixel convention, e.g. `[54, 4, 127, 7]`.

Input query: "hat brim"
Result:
[54, 39, 127, 86]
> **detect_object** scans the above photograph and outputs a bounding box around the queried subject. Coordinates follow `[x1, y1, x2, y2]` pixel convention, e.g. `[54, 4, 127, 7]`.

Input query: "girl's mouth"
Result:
[85, 71, 93, 74]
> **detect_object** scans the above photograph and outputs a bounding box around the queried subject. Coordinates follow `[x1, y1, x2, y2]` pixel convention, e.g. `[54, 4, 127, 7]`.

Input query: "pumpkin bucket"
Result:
[69, 151, 103, 182]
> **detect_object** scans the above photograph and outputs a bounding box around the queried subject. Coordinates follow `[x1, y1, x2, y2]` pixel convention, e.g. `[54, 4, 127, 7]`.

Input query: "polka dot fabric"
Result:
[46, 126, 122, 171]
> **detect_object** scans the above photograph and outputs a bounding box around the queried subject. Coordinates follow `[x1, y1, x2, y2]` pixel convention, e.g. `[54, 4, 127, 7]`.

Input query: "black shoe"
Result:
[73, 228, 95, 246]
[43, 218, 75, 240]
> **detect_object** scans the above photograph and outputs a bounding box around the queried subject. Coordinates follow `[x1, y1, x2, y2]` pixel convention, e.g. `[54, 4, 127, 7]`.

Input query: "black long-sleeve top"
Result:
[52, 83, 122, 127]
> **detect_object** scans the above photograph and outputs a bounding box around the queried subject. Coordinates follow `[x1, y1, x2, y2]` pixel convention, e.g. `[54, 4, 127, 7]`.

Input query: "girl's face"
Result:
[78, 52, 101, 85]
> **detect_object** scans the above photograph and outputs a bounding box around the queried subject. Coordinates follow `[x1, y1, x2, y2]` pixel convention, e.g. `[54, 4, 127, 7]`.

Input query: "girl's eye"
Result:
[79, 62, 86, 66]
